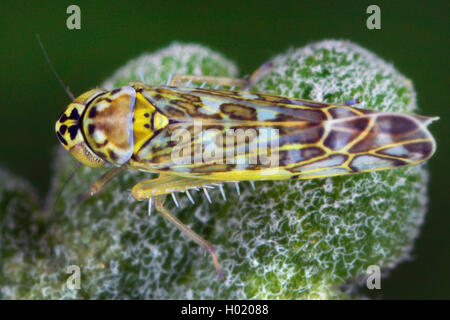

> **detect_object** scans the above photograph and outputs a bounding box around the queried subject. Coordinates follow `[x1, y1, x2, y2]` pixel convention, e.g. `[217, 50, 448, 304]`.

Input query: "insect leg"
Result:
[78, 165, 127, 202]
[132, 174, 225, 279]
[131, 173, 221, 200]
[169, 74, 248, 89]
[169, 61, 273, 89]
[153, 195, 224, 280]
[247, 61, 273, 87]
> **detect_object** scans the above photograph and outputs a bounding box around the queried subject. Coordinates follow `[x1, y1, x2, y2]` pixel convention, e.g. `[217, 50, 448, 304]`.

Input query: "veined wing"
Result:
[138, 85, 376, 122]
[131, 85, 437, 180]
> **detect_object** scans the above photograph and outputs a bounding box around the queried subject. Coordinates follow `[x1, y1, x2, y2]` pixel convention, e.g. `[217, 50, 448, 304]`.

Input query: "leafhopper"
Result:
[40, 37, 437, 280]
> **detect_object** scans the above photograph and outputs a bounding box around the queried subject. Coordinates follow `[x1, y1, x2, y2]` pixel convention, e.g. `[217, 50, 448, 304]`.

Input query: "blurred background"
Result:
[0, 0, 448, 299]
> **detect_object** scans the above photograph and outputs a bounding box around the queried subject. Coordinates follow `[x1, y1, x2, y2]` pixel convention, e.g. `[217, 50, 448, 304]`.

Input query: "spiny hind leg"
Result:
[131, 174, 225, 280]
[131, 173, 222, 201]
[170, 61, 273, 89]
[153, 196, 224, 280]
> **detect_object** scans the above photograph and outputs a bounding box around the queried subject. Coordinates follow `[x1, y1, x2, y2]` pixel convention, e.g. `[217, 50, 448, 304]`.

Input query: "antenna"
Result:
[51, 161, 82, 217]
[36, 34, 75, 100]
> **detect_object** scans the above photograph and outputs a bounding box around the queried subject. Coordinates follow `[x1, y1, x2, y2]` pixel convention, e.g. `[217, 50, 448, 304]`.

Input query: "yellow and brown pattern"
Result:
[54, 79, 438, 280]
[55, 82, 437, 181]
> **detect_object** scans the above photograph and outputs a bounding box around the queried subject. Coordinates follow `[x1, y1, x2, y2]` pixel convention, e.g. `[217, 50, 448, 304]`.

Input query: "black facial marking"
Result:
[60, 108, 80, 123]
[144, 113, 150, 117]
[88, 107, 97, 118]
[56, 132, 68, 145]
[88, 124, 95, 135]
[68, 125, 79, 140]
[70, 108, 80, 120]
[108, 149, 118, 161]
[110, 88, 120, 95]
[144, 124, 150, 129]
[59, 125, 67, 135]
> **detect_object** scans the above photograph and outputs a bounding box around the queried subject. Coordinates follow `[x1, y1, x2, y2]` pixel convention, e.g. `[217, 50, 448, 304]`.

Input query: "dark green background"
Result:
[0, 0, 448, 299]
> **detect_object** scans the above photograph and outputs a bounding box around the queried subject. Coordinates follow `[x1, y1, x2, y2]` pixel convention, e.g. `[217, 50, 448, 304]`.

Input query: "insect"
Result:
[40, 37, 437, 280]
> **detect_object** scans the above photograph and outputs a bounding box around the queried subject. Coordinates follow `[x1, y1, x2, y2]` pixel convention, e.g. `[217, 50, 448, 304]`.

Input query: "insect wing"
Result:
[133, 86, 436, 180]
[284, 113, 437, 179]
[140, 86, 373, 122]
